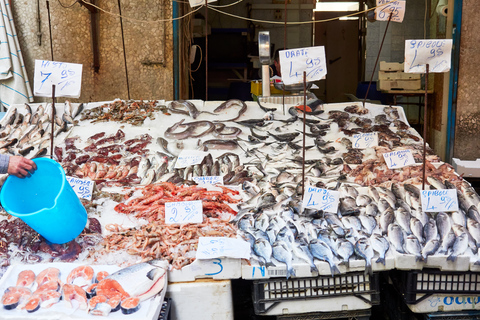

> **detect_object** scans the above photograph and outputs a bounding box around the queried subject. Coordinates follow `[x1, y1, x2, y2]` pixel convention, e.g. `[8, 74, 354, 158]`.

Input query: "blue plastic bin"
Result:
[0, 158, 87, 244]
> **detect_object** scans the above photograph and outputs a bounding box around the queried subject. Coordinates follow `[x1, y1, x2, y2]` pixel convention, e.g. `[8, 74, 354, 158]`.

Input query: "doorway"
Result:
[313, 1, 364, 103]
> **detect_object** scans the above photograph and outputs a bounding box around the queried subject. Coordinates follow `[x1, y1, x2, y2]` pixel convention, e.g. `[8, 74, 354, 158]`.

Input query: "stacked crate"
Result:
[378, 62, 422, 91]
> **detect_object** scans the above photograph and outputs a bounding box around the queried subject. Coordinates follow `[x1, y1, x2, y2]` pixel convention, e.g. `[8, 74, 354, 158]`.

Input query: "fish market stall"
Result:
[0, 98, 479, 318]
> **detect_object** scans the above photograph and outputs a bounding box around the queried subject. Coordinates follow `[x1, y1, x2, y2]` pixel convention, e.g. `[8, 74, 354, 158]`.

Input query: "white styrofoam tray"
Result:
[0, 263, 165, 320]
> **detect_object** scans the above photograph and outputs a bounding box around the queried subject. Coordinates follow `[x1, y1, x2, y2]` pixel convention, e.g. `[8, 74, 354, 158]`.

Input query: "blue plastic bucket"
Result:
[0, 158, 87, 244]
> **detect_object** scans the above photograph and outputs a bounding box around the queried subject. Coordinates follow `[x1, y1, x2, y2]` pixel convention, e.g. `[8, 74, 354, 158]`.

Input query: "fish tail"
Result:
[376, 257, 386, 266]
[447, 254, 457, 262]
[310, 264, 319, 274]
[329, 261, 340, 277]
[287, 266, 296, 279]
[474, 259, 480, 266]
[415, 255, 424, 262]
[266, 261, 276, 268]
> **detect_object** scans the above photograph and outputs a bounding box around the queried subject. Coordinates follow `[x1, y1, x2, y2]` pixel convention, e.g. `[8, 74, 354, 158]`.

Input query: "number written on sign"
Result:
[404, 39, 452, 73]
[165, 200, 203, 224]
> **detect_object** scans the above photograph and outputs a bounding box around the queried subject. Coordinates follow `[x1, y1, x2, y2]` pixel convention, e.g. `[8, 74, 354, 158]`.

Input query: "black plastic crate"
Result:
[277, 309, 371, 320]
[158, 298, 171, 320]
[390, 269, 480, 304]
[252, 271, 380, 315]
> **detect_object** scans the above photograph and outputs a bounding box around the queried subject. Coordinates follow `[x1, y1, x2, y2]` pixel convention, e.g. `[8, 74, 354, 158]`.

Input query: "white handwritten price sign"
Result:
[404, 39, 453, 73]
[279, 46, 327, 86]
[375, 0, 406, 22]
[66, 176, 94, 200]
[196, 237, 251, 259]
[188, 0, 217, 7]
[34, 60, 82, 98]
[165, 200, 203, 224]
[383, 149, 416, 169]
[351, 132, 378, 149]
[302, 186, 340, 213]
[174, 150, 208, 169]
[421, 189, 459, 212]
[193, 176, 223, 186]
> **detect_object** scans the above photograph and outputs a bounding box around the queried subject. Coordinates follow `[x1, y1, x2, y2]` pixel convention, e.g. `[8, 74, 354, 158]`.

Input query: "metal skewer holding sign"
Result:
[33, 60, 83, 158]
[278, 46, 327, 199]
[404, 39, 453, 190]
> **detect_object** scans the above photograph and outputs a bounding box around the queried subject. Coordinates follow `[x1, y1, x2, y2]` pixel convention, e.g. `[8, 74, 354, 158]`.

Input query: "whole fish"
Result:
[437, 230, 455, 254]
[368, 187, 380, 203]
[370, 234, 389, 265]
[447, 233, 468, 262]
[405, 235, 423, 262]
[105, 260, 167, 302]
[309, 239, 339, 277]
[395, 208, 412, 235]
[467, 218, 480, 248]
[272, 241, 296, 279]
[156, 137, 177, 158]
[292, 242, 318, 274]
[365, 203, 379, 216]
[358, 213, 376, 235]
[356, 195, 372, 207]
[452, 210, 467, 228]
[253, 238, 276, 267]
[379, 208, 395, 234]
[391, 184, 405, 201]
[337, 238, 354, 267]
[410, 218, 424, 244]
[423, 219, 438, 244]
[354, 238, 374, 275]
[254, 212, 269, 232]
[388, 224, 405, 254]
[436, 212, 452, 241]
[214, 99, 247, 121]
[422, 239, 440, 261]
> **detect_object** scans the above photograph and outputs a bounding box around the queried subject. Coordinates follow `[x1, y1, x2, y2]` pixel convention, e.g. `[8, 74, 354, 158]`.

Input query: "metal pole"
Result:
[205, 1, 209, 101]
[301, 71, 306, 199]
[46, 0, 54, 60]
[50, 85, 55, 159]
[363, 12, 393, 107]
[422, 64, 429, 190]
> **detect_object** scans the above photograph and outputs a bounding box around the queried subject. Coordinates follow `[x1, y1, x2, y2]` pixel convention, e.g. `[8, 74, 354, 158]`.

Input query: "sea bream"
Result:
[105, 259, 168, 302]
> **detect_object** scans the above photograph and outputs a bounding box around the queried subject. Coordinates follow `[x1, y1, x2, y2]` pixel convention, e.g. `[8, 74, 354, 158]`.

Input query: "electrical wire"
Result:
[57, 0, 78, 8]
[209, 0, 243, 8]
[61, 0, 398, 26]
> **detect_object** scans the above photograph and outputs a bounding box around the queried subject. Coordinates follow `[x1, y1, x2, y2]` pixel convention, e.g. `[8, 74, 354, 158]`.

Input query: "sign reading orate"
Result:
[165, 200, 203, 224]
[66, 176, 94, 200]
[279, 46, 327, 86]
[196, 237, 251, 259]
[34, 60, 82, 98]
[302, 187, 340, 213]
[404, 39, 453, 73]
[383, 149, 416, 169]
[375, 0, 406, 22]
[175, 150, 208, 169]
[193, 176, 223, 186]
[351, 132, 378, 149]
[421, 189, 459, 212]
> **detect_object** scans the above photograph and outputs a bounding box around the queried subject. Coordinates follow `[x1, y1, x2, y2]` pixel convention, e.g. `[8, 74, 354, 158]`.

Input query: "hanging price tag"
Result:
[165, 200, 203, 224]
[193, 176, 223, 186]
[351, 132, 378, 149]
[66, 176, 94, 200]
[421, 189, 459, 212]
[404, 39, 453, 73]
[383, 149, 416, 169]
[302, 186, 340, 213]
[279, 46, 327, 85]
[196, 237, 251, 259]
[175, 150, 208, 168]
[375, 0, 406, 22]
[34, 60, 82, 98]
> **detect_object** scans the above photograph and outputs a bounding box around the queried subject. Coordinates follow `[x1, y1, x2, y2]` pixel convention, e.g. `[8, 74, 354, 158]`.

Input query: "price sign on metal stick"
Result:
[165, 200, 203, 224]
[404, 39, 453, 73]
[383, 149, 416, 169]
[375, 0, 406, 22]
[302, 186, 340, 213]
[421, 189, 459, 212]
[279, 46, 327, 85]
[34, 60, 82, 98]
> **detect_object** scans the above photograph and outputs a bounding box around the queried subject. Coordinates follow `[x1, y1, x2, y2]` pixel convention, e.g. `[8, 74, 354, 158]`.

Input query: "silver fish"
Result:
[354, 238, 375, 275]
[105, 259, 167, 302]
[395, 208, 412, 235]
[140, 169, 155, 185]
[467, 218, 480, 248]
[368, 186, 380, 203]
[272, 241, 296, 279]
[447, 233, 468, 262]
[370, 234, 389, 265]
[379, 208, 395, 234]
[337, 238, 354, 267]
[358, 213, 376, 235]
[356, 195, 372, 207]
[452, 210, 467, 228]
[437, 230, 455, 254]
[365, 203, 379, 216]
[436, 212, 452, 241]
[410, 217, 424, 244]
[309, 239, 339, 277]
[253, 238, 276, 267]
[423, 219, 438, 243]
[292, 242, 318, 274]
[422, 239, 440, 261]
[405, 235, 423, 262]
[388, 224, 405, 254]
[137, 156, 151, 179]
[254, 212, 269, 232]
[427, 176, 446, 190]
[468, 205, 480, 224]
[378, 198, 392, 213]
[391, 184, 406, 201]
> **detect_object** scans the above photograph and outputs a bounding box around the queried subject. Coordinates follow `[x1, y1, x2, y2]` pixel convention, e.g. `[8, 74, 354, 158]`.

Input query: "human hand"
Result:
[7, 156, 37, 178]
